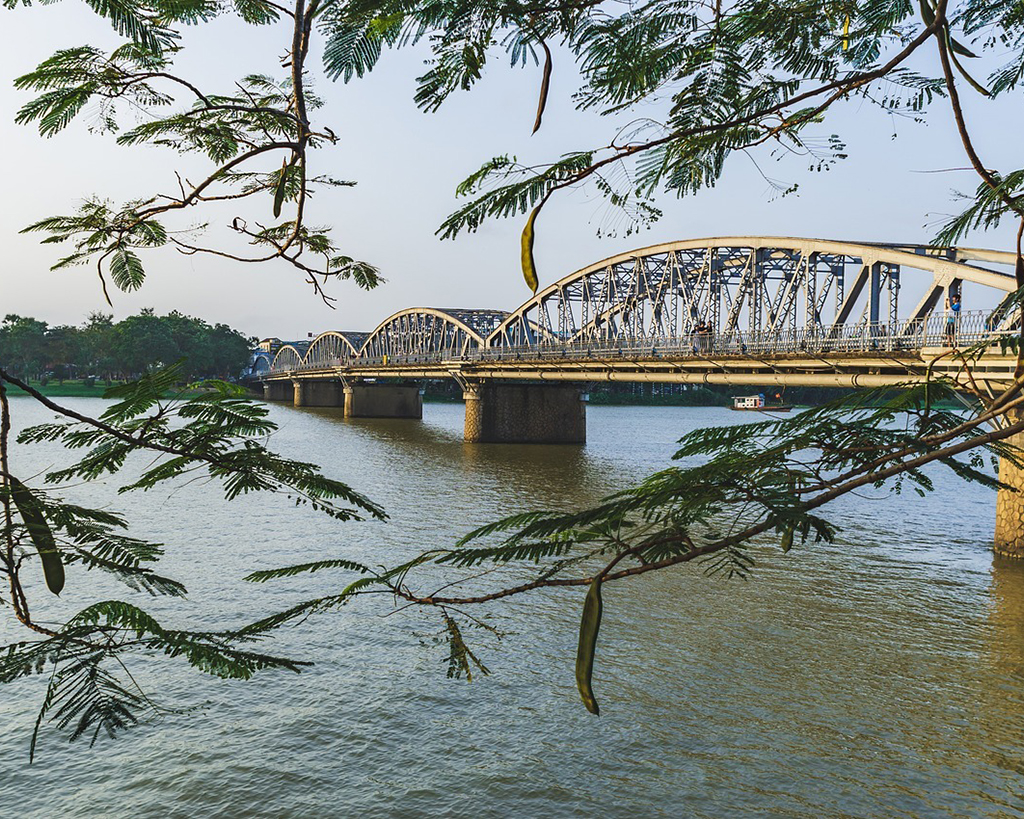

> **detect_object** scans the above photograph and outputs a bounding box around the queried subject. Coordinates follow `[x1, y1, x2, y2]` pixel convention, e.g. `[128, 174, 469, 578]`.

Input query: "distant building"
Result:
[256, 337, 283, 354]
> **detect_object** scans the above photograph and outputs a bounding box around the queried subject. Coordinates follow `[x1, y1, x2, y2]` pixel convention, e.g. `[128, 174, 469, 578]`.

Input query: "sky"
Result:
[1, 5, 1022, 341]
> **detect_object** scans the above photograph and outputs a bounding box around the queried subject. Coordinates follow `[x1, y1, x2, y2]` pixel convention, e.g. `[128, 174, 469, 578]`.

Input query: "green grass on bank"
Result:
[4, 379, 228, 399]
[5, 379, 116, 398]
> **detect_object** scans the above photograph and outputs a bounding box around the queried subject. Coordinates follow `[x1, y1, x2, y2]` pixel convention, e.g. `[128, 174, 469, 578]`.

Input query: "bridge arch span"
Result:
[485, 237, 1019, 349]
[359, 308, 508, 360]
[251, 351, 273, 376]
[269, 342, 309, 373]
[303, 331, 368, 368]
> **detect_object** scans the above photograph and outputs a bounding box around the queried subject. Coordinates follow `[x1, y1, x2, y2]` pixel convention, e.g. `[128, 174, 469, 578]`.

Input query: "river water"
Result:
[1, 398, 1023, 818]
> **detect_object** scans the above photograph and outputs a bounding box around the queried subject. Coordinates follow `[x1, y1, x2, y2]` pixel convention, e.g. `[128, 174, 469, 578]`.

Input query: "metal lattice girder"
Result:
[269, 341, 309, 373]
[303, 331, 369, 368]
[484, 237, 1019, 350]
[358, 308, 509, 360]
[251, 352, 273, 374]
[266, 238, 1019, 373]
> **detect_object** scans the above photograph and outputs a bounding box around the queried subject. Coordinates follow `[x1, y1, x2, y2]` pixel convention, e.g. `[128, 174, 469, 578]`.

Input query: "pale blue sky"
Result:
[1, 5, 1022, 339]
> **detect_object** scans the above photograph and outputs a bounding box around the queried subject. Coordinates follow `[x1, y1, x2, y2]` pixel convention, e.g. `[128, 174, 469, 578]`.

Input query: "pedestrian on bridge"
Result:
[944, 294, 961, 347]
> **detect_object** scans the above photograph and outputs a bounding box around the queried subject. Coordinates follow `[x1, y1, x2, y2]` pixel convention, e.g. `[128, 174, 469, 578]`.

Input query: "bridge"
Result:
[254, 237, 1021, 444]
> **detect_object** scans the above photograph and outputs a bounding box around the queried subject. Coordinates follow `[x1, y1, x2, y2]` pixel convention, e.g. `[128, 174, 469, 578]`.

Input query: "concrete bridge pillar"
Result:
[463, 383, 586, 444]
[343, 383, 423, 419]
[293, 379, 343, 408]
[995, 416, 1024, 558]
[263, 381, 292, 401]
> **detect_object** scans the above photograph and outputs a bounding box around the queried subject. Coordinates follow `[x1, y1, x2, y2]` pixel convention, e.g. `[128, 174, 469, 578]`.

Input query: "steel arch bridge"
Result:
[269, 341, 310, 372]
[251, 352, 274, 375]
[303, 331, 368, 368]
[359, 308, 509, 361]
[264, 237, 1019, 386]
[484, 237, 1017, 349]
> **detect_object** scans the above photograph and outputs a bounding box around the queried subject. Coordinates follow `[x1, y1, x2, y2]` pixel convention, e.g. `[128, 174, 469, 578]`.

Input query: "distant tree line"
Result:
[0, 309, 253, 383]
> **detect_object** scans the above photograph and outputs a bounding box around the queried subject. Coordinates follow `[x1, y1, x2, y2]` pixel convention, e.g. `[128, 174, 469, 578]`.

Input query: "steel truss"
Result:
[267, 238, 1018, 374]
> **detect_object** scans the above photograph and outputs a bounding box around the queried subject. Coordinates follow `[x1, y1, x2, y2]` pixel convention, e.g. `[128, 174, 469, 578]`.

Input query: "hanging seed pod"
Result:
[8, 476, 64, 595]
[532, 40, 553, 134]
[521, 205, 541, 293]
[273, 158, 289, 218]
[575, 577, 603, 715]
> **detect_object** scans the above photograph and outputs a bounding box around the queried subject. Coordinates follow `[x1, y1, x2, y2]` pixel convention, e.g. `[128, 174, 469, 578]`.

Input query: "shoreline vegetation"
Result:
[0, 310, 252, 387]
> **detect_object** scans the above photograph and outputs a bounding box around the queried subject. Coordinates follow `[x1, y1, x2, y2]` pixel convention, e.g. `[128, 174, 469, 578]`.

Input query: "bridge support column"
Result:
[343, 384, 423, 419]
[292, 380, 343, 408]
[263, 381, 292, 401]
[996, 417, 1024, 558]
[463, 383, 586, 444]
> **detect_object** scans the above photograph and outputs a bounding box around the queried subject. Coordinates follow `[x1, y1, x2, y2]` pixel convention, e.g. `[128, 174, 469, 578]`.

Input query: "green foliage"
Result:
[0, 363, 386, 754]
[441, 613, 490, 682]
[9, 3, 379, 296]
[1, 598, 308, 760]
[935, 170, 1024, 247]
[19, 367, 384, 519]
[0, 309, 254, 382]
[12, 0, 1022, 296]
[320, 0, 1024, 260]
[7, 476, 65, 595]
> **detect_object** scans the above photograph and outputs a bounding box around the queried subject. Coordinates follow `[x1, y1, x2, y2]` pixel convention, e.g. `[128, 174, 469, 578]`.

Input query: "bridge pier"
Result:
[463, 383, 586, 444]
[995, 419, 1024, 558]
[344, 383, 423, 419]
[293, 379, 344, 408]
[263, 381, 292, 401]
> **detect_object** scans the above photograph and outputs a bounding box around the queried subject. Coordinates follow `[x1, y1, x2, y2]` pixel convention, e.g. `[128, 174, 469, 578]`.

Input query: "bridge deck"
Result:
[265, 344, 1017, 390]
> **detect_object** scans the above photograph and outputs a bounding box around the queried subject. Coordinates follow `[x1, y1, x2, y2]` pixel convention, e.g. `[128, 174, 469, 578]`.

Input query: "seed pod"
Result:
[532, 40, 553, 134]
[273, 159, 289, 218]
[521, 205, 540, 293]
[8, 477, 64, 595]
[918, 0, 935, 26]
[781, 525, 794, 553]
[946, 34, 991, 97]
[575, 577, 603, 715]
[949, 37, 977, 59]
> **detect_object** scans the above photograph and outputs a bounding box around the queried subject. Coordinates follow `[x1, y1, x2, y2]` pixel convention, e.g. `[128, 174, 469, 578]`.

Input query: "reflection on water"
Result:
[1, 398, 1023, 818]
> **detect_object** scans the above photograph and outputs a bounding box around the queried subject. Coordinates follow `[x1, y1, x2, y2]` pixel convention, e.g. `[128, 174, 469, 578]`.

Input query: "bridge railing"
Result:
[469, 310, 1005, 362]
[269, 310, 1010, 372]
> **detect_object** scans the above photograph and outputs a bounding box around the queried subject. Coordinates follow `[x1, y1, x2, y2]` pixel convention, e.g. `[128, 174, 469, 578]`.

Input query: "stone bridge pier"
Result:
[463, 383, 587, 444]
[995, 417, 1024, 559]
[293, 379, 344, 407]
[343, 382, 423, 419]
[263, 381, 292, 401]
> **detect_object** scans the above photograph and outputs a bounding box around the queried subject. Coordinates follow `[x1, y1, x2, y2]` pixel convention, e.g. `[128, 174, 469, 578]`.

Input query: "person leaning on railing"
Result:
[944, 294, 961, 347]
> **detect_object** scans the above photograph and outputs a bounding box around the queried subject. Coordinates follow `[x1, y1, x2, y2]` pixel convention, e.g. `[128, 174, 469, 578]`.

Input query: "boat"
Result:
[731, 394, 794, 412]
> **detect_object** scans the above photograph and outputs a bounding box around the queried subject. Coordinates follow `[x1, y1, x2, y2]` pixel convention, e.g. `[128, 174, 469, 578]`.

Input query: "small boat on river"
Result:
[731, 394, 794, 412]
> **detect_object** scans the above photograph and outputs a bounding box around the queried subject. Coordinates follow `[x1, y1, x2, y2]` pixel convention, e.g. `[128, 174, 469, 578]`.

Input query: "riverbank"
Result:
[5, 380, 218, 399]
[5, 380, 113, 397]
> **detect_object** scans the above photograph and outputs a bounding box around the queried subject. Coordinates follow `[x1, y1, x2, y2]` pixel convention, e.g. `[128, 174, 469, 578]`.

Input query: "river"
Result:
[1, 398, 1023, 817]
